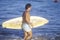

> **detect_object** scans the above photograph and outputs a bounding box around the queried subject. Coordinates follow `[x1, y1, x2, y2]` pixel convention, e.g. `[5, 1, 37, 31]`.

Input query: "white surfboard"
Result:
[2, 16, 49, 29]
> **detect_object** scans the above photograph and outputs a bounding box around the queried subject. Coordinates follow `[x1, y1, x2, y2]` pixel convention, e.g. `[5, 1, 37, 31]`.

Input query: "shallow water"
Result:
[0, 0, 60, 40]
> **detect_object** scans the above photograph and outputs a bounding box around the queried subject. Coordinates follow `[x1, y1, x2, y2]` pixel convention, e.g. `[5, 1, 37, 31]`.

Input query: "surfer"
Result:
[22, 3, 33, 40]
[54, 0, 58, 3]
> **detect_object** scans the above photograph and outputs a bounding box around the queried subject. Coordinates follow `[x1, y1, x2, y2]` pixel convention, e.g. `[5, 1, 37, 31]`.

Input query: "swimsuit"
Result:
[22, 23, 31, 32]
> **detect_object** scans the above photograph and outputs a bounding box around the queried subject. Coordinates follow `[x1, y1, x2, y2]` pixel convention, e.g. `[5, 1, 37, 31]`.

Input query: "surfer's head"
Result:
[25, 3, 31, 11]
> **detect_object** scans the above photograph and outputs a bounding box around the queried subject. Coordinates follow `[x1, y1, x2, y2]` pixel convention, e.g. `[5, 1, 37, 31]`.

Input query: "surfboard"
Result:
[2, 16, 49, 29]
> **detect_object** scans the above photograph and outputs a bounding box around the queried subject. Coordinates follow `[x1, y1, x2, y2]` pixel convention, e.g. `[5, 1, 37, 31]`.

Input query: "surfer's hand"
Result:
[29, 23, 33, 27]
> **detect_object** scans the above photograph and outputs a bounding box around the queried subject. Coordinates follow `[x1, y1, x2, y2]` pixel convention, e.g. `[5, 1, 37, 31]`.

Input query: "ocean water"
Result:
[0, 0, 60, 40]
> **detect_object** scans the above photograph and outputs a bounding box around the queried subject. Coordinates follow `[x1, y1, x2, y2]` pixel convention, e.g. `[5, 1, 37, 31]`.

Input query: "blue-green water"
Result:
[0, 0, 60, 40]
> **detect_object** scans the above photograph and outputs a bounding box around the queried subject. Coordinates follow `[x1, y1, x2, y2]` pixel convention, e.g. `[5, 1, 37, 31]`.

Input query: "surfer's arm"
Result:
[25, 19, 33, 27]
[25, 21, 33, 28]
[25, 13, 33, 27]
[29, 23, 33, 28]
[25, 12, 29, 23]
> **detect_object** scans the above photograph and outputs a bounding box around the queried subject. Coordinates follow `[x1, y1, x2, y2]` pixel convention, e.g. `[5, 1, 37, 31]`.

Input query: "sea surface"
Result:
[0, 0, 60, 40]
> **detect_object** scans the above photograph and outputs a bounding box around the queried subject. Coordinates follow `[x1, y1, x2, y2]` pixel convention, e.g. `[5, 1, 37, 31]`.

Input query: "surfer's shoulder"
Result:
[24, 11, 29, 13]
[23, 11, 27, 14]
[23, 11, 29, 16]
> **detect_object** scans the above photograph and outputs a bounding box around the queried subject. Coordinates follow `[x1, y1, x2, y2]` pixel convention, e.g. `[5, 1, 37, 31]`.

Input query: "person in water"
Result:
[54, 0, 58, 2]
[22, 3, 33, 40]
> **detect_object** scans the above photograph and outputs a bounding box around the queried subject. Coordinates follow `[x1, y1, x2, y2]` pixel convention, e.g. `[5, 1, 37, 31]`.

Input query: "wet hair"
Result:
[25, 3, 31, 10]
